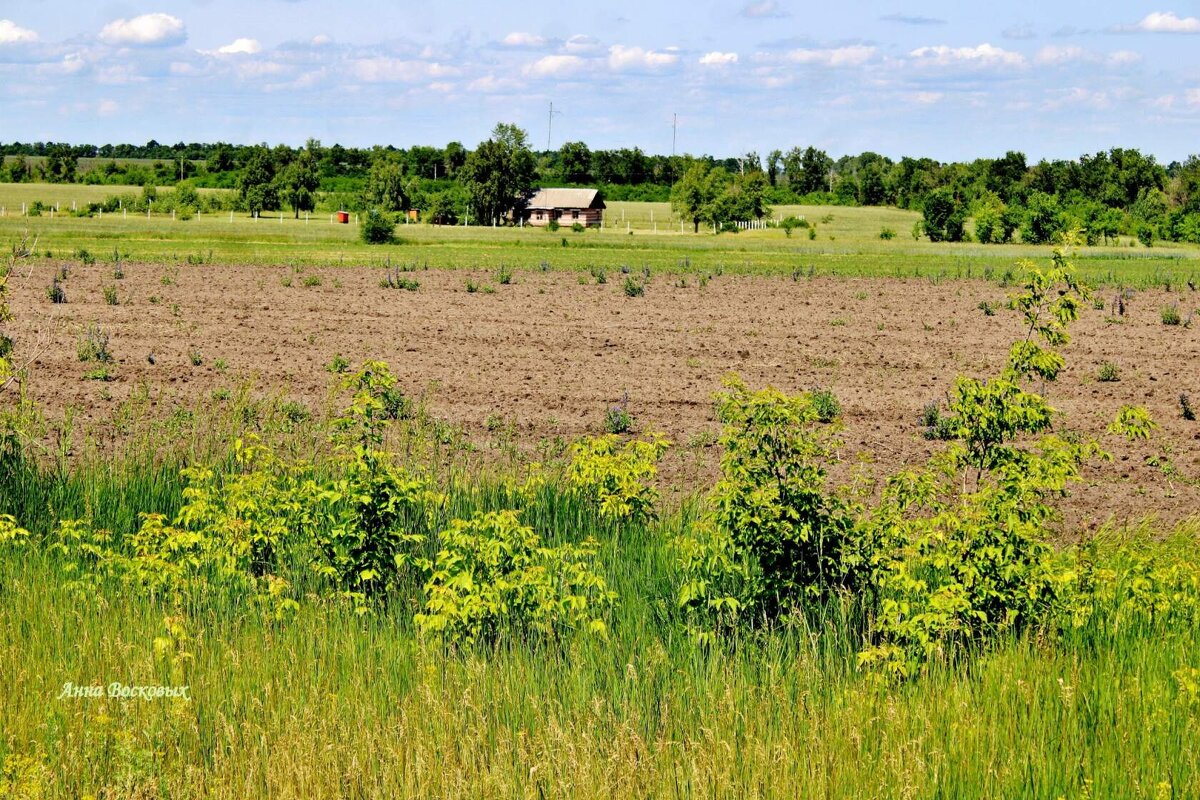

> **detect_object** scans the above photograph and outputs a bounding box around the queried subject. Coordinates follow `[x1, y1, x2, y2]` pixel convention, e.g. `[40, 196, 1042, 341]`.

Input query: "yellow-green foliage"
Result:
[415, 510, 615, 644]
[565, 433, 669, 524]
[1109, 404, 1159, 441]
[0, 514, 29, 545]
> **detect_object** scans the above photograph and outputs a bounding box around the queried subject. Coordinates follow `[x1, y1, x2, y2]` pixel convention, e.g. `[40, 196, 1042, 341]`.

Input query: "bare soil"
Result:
[8, 262, 1200, 530]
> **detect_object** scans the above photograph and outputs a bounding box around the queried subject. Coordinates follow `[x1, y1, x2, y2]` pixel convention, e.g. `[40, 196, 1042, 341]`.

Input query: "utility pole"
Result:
[547, 101, 561, 150]
[672, 113, 677, 156]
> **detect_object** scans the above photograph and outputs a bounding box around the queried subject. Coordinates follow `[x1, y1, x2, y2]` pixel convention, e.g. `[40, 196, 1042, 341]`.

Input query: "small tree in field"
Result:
[361, 210, 395, 244]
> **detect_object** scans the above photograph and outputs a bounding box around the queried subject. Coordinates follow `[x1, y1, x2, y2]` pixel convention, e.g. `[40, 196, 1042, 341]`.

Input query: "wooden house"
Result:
[521, 188, 605, 227]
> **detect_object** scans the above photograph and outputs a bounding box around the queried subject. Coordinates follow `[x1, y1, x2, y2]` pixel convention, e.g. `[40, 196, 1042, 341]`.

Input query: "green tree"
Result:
[922, 189, 967, 242]
[460, 123, 536, 226]
[670, 162, 721, 233]
[278, 148, 320, 218]
[1022, 192, 1065, 244]
[558, 141, 593, 184]
[364, 158, 410, 212]
[44, 144, 77, 183]
[238, 147, 278, 215]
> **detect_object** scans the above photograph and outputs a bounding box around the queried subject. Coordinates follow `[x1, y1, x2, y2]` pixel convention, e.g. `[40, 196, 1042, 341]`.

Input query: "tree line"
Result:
[3, 131, 1199, 244]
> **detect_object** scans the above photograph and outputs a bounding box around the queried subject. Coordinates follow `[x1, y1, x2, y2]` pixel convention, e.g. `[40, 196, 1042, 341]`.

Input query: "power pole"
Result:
[547, 101, 561, 150]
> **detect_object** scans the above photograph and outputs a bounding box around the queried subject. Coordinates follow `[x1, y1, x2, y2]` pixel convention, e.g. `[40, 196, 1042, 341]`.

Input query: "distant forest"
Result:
[3, 137, 1199, 244]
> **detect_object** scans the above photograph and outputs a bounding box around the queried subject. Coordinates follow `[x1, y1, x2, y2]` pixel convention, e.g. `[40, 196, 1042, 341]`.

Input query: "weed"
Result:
[188, 349, 203, 366]
[879, 227, 896, 240]
[978, 301, 997, 316]
[326, 354, 351, 374]
[302, 274, 322, 288]
[497, 264, 513, 285]
[810, 388, 842, 423]
[102, 285, 118, 305]
[380, 267, 419, 290]
[214, 358, 228, 373]
[46, 278, 66, 304]
[623, 277, 645, 298]
[604, 393, 635, 434]
[76, 323, 112, 363]
[83, 364, 114, 381]
[1161, 305, 1181, 326]
[465, 280, 479, 293]
[1182, 394, 1196, 422]
[1097, 361, 1121, 382]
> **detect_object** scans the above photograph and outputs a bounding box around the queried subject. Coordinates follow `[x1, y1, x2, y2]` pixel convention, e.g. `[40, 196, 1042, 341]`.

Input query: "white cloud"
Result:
[908, 43, 1025, 68]
[99, 13, 186, 47]
[501, 31, 547, 48]
[564, 34, 602, 54]
[607, 44, 678, 71]
[741, 1, 788, 18]
[1121, 12, 1200, 34]
[1034, 45, 1084, 65]
[0, 19, 38, 44]
[215, 38, 261, 55]
[699, 51, 738, 66]
[912, 91, 944, 104]
[1106, 50, 1141, 67]
[349, 57, 456, 83]
[1187, 88, 1200, 106]
[311, 34, 332, 46]
[97, 99, 119, 116]
[523, 54, 585, 78]
[468, 74, 521, 92]
[785, 45, 875, 67]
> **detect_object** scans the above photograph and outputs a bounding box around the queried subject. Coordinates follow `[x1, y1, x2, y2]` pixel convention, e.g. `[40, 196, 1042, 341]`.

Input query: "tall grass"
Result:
[1, 384, 1198, 798]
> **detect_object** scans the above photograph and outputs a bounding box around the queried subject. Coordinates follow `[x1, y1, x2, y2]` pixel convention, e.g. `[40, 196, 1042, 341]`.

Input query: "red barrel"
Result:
[336, 211, 350, 224]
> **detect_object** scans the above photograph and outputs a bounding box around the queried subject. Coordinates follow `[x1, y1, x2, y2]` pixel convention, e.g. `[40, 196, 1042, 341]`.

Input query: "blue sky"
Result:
[2, 1, 1199, 161]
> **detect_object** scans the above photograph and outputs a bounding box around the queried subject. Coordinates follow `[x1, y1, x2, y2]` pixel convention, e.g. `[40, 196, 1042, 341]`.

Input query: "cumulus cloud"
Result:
[0, 19, 38, 44]
[501, 31, 547, 48]
[741, 1, 788, 19]
[785, 45, 875, 67]
[607, 44, 678, 70]
[1117, 11, 1200, 34]
[908, 43, 1025, 68]
[99, 13, 186, 47]
[699, 51, 738, 66]
[214, 38, 262, 55]
[524, 54, 585, 78]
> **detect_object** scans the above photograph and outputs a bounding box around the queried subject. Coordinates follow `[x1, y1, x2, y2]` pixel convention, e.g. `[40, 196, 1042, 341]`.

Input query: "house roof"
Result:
[526, 188, 606, 210]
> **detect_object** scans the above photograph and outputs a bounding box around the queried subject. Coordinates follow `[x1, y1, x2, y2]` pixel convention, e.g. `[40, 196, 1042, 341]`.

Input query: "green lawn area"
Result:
[3, 183, 1198, 286]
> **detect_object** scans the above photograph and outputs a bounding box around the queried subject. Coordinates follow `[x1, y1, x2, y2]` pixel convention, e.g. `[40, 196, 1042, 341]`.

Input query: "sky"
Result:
[1, 1, 1199, 162]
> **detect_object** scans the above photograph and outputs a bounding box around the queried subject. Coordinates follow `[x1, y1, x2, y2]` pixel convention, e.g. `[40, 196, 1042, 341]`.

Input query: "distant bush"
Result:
[360, 209, 395, 244]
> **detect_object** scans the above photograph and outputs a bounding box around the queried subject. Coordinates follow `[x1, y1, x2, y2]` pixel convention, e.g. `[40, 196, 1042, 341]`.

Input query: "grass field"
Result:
[3, 183, 1199, 286]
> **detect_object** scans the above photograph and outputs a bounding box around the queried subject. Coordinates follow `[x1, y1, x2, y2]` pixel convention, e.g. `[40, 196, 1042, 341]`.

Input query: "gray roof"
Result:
[526, 188, 606, 210]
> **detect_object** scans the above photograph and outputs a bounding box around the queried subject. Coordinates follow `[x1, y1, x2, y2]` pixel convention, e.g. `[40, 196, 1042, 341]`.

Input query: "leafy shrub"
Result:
[810, 388, 841, 423]
[414, 510, 615, 645]
[547, 219, 560, 232]
[565, 433, 669, 525]
[360, 209, 395, 244]
[879, 227, 896, 240]
[326, 354, 350, 374]
[623, 277, 644, 297]
[571, 222, 585, 233]
[676, 377, 859, 630]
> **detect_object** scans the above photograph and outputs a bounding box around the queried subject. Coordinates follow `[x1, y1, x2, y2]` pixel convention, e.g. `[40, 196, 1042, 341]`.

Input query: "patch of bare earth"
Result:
[7, 262, 1199, 530]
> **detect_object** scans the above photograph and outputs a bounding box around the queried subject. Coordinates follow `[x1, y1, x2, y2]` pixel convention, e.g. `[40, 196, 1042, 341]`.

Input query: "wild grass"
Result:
[0, 377, 1198, 798]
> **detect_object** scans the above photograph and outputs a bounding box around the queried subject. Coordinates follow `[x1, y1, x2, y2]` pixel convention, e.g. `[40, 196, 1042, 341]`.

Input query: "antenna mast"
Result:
[547, 101, 562, 150]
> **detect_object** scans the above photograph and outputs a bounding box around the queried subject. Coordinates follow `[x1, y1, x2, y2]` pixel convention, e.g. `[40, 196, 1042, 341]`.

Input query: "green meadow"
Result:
[2, 182, 1199, 286]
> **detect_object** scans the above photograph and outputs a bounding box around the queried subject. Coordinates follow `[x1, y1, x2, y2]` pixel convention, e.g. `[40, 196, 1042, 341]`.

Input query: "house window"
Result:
[536, 211, 543, 220]
[572, 210, 580, 220]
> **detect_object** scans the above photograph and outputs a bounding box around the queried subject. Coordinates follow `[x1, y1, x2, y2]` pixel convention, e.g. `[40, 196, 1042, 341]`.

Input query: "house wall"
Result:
[525, 208, 604, 227]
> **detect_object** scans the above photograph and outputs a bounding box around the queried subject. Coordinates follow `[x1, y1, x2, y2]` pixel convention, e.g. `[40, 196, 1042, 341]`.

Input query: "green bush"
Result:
[414, 510, 615, 645]
[565, 433, 669, 525]
[360, 209, 395, 244]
